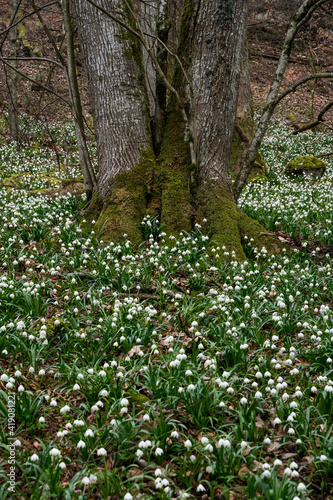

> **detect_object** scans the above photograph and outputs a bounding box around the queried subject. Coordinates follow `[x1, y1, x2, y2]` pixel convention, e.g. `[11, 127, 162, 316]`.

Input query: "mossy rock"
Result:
[285, 155, 326, 179]
[2, 172, 60, 191]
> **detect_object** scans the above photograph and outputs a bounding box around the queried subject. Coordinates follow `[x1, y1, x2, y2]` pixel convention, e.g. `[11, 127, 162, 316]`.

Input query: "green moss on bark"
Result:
[90, 149, 158, 243]
[158, 107, 193, 234]
[246, 154, 269, 183]
[84, 189, 103, 224]
[199, 181, 283, 260]
[199, 182, 246, 259]
[229, 117, 253, 179]
[157, 0, 195, 236]
[285, 155, 326, 179]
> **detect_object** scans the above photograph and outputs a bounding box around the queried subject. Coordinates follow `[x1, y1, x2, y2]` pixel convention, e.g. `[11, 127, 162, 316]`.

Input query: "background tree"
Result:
[7, 0, 19, 141]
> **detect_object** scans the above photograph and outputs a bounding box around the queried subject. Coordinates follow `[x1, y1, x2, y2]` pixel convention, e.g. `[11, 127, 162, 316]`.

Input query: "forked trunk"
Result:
[74, 0, 282, 257]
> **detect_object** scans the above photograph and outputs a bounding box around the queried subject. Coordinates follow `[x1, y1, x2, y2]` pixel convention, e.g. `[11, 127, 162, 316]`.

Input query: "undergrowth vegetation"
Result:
[0, 120, 333, 499]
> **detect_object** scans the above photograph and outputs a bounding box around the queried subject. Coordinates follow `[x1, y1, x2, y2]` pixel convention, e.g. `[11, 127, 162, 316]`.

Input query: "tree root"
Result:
[199, 181, 284, 260]
[83, 160, 284, 259]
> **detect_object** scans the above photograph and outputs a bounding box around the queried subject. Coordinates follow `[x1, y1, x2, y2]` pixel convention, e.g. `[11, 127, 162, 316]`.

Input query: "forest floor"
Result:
[0, 2, 333, 499]
[0, 118, 333, 499]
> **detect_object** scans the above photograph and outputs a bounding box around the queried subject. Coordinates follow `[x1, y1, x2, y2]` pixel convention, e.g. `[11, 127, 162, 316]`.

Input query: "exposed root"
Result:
[82, 152, 284, 258]
[199, 181, 284, 260]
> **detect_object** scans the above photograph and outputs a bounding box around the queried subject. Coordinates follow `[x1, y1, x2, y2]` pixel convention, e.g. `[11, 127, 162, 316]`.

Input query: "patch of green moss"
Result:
[45, 317, 68, 336]
[285, 156, 326, 178]
[62, 177, 84, 187]
[238, 210, 283, 256]
[3, 174, 27, 189]
[199, 182, 246, 260]
[94, 148, 158, 243]
[247, 153, 269, 183]
[30, 317, 68, 343]
[229, 117, 254, 179]
[30, 188, 54, 196]
[2, 172, 60, 191]
[199, 181, 283, 260]
[84, 190, 103, 222]
[125, 388, 150, 406]
[158, 109, 193, 234]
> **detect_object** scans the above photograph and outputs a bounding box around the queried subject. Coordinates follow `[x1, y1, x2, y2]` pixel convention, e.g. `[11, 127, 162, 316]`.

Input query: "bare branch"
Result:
[30, 0, 65, 65]
[292, 98, 333, 135]
[0, 0, 22, 51]
[0, 58, 71, 107]
[275, 72, 333, 106]
[2, 56, 65, 70]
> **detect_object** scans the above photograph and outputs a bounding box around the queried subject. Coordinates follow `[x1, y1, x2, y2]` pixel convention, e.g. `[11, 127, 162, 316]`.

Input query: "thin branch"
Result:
[143, 30, 191, 88]
[292, 98, 333, 135]
[0, 0, 22, 51]
[2, 56, 65, 70]
[30, 0, 65, 65]
[0, 58, 71, 107]
[275, 72, 333, 106]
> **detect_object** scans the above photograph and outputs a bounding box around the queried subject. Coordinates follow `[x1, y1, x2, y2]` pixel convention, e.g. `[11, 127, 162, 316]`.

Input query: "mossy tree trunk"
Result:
[73, 0, 157, 239]
[73, 0, 152, 198]
[74, 0, 282, 258]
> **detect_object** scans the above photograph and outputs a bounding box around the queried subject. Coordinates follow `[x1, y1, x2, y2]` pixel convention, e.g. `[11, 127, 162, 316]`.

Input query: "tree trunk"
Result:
[73, 0, 152, 199]
[229, 35, 253, 178]
[140, 0, 157, 118]
[140, 0, 170, 153]
[8, 0, 19, 142]
[160, 0, 281, 258]
[74, 0, 282, 257]
[62, 0, 97, 199]
[190, 1, 247, 188]
[154, 0, 170, 153]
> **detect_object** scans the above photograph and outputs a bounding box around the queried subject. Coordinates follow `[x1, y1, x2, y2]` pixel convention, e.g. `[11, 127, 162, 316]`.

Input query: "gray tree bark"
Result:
[230, 35, 253, 172]
[189, 0, 248, 195]
[154, 0, 170, 153]
[140, 0, 157, 117]
[73, 0, 152, 198]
